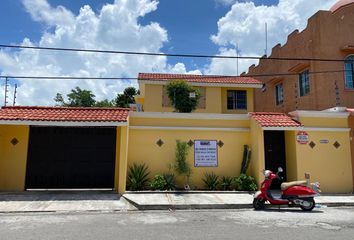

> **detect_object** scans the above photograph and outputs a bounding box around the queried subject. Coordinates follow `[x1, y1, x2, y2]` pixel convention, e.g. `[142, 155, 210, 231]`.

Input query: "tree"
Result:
[166, 80, 200, 113]
[54, 87, 96, 107]
[95, 99, 115, 107]
[114, 86, 139, 108]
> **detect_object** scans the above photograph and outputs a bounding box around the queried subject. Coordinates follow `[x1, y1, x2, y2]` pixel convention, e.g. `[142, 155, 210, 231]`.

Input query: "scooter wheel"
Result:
[300, 198, 315, 211]
[253, 198, 265, 210]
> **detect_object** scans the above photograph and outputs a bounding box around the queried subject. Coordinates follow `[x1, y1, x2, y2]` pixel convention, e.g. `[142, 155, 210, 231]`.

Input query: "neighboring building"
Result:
[135, 73, 262, 114]
[247, 0, 354, 113]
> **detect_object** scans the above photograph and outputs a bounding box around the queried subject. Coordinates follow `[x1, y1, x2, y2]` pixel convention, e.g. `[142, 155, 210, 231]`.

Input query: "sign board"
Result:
[319, 139, 329, 144]
[194, 140, 218, 167]
[296, 131, 309, 144]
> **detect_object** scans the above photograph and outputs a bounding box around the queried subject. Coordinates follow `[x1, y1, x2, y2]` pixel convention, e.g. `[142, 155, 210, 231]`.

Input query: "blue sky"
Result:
[0, 0, 278, 69]
[0, 0, 336, 105]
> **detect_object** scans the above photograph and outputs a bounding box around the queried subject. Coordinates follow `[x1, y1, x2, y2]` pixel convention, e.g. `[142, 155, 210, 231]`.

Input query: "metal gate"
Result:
[25, 127, 116, 189]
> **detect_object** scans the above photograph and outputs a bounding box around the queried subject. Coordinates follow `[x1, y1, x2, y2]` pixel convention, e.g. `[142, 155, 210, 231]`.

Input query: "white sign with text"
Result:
[194, 140, 218, 167]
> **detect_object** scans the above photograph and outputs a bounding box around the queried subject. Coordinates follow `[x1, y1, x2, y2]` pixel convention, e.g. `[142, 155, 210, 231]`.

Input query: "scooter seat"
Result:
[280, 180, 307, 191]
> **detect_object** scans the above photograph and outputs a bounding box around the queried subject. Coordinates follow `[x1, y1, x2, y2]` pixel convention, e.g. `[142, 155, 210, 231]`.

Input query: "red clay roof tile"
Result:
[138, 73, 262, 85]
[0, 106, 129, 122]
[250, 112, 302, 128]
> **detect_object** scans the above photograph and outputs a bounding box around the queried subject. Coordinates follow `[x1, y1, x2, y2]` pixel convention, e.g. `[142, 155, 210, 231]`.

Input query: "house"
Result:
[0, 73, 352, 193]
[246, 0, 354, 191]
[135, 73, 261, 113]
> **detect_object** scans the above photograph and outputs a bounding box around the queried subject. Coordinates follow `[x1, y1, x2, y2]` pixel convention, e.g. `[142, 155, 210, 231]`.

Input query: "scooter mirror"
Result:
[278, 167, 283, 173]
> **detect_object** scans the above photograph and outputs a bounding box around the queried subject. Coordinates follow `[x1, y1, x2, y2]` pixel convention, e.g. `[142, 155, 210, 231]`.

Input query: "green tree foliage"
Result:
[66, 87, 96, 107]
[54, 87, 96, 107]
[95, 99, 115, 107]
[166, 80, 200, 113]
[54, 86, 139, 108]
[114, 86, 139, 108]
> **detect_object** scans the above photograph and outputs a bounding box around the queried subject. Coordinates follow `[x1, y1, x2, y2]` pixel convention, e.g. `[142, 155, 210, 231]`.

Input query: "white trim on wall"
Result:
[262, 126, 350, 132]
[130, 126, 250, 132]
[138, 80, 263, 89]
[130, 111, 250, 120]
[289, 110, 350, 118]
[0, 120, 128, 127]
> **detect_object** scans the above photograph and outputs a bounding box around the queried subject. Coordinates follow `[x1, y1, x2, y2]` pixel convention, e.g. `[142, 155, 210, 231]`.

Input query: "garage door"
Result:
[25, 127, 117, 189]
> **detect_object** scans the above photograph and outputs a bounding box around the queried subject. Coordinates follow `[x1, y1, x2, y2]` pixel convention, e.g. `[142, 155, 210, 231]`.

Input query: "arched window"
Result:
[345, 55, 354, 89]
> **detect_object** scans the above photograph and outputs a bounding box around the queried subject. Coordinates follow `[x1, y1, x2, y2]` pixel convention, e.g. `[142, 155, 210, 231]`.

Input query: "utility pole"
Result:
[4, 77, 9, 106]
[236, 43, 239, 76]
[264, 22, 268, 56]
[13, 84, 17, 106]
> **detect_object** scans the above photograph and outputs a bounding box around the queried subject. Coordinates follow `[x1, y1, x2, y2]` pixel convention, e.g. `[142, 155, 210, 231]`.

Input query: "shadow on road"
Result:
[0, 191, 121, 201]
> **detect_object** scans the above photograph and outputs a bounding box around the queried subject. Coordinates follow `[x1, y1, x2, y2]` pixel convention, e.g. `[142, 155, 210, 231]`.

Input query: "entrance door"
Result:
[26, 127, 117, 189]
[264, 130, 286, 189]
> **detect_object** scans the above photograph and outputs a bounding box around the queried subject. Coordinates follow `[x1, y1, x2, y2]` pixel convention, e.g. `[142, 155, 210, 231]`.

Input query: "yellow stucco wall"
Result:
[294, 130, 353, 193]
[143, 84, 254, 114]
[117, 126, 129, 193]
[130, 117, 249, 128]
[249, 119, 265, 186]
[144, 84, 164, 112]
[285, 131, 298, 182]
[127, 128, 250, 189]
[0, 125, 29, 191]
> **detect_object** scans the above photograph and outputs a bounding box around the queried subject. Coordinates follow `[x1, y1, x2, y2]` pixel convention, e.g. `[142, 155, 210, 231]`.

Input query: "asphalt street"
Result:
[1, 207, 354, 240]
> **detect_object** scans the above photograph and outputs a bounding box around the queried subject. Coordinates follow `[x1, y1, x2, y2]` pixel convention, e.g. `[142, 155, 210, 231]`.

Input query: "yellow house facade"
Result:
[0, 73, 353, 193]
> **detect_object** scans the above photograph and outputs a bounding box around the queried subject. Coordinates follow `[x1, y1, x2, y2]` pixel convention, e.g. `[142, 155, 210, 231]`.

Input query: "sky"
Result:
[0, 0, 337, 105]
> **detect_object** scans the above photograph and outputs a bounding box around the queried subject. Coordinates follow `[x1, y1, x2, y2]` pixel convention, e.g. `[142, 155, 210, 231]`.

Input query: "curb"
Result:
[123, 196, 354, 211]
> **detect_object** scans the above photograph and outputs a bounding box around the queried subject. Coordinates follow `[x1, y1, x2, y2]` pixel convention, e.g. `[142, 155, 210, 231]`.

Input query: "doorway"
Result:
[264, 130, 286, 189]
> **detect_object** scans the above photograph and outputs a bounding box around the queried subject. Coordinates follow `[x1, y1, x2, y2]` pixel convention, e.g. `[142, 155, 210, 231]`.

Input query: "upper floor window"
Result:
[345, 55, 354, 89]
[275, 83, 284, 105]
[227, 90, 247, 110]
[299, 70, 310, 97]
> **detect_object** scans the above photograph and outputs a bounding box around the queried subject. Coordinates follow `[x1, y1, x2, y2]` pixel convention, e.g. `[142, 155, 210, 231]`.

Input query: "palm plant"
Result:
[202, 172, 219, 190]
[127, 163, 150, 191]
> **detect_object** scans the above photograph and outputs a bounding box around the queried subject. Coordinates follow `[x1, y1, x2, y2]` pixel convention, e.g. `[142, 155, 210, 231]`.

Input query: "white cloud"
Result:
[0, 0, 188, 106]
[215, 0, 238, 6]
[206, 0, 337, 75]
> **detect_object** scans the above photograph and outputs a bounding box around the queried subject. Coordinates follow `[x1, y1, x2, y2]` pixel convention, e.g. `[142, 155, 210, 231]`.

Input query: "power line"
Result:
[0, 69, 346, 80]
[0, 44, 347, 62]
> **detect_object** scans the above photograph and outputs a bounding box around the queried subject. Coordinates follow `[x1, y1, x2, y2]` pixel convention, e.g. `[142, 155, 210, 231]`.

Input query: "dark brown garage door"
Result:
[25, 127, 116, 189]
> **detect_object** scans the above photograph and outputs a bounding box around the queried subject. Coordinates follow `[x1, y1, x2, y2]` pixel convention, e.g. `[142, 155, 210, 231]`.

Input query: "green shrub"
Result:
[127, 163, 150, 191]
[150, 174, 167, 190]
[163, 173, 177, 190]
[234, 174, 258, 191]
[202, 172, 219, 190]
[220, 176, 233, 190]
[174, 140, 191, 188]
[166, 80, 201, 113]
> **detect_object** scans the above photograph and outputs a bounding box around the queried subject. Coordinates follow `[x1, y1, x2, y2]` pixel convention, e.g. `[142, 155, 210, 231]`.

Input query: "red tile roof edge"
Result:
[0, 106, 130, 123]
[249, 112, 303, 127]
[1, 106, 130, 111]
[138, 72, 263, 85]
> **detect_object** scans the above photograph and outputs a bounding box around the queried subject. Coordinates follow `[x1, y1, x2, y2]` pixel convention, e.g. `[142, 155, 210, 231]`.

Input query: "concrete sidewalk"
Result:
[0, 191, 137, 213]
[1, 191, 354, 213]
[123, 191, 354, 210]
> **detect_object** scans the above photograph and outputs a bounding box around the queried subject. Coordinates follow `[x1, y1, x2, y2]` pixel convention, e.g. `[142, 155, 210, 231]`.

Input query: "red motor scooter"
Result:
[253, 167, 321, 211]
